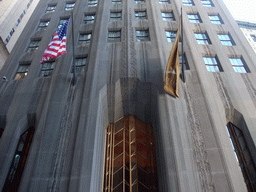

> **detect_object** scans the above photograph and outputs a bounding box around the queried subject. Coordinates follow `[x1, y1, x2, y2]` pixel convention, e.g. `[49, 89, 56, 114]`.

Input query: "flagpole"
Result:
[181, 7, 185, 82]
[72, 10, 76, 85]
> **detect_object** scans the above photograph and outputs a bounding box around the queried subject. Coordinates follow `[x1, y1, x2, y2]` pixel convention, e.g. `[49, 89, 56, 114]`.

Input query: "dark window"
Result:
[37, 20, 50, 30]
[84, 14, 95, 24]
[74, 57, 87, 73]
[112, 0, 122, 3]
[65, 3, 75, 11]
[58, 18, 69, 29]
[226, 122, 256, 191]
[135, 11, 147, 20]
[15, 64, 30, 80]
[27, 40, 40, 51]
[108, 30, 121, 42]
[203, 56, 222, 72]
[110, 11, 122, 21]
[41, 60, 55, 77]
[79, 33, 92, 44]
[46, 4, 56, 13]
[88, 0, 97, 7]
[250, 35, 256, 42]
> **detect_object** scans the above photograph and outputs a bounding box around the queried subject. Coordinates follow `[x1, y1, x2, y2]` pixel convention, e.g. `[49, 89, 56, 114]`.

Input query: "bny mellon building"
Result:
[0, 0, 256, 191]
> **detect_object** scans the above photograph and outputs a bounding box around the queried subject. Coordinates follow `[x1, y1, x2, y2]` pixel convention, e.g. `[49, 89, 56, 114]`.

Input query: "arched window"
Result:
[3, 126, 35, 192]
[226, 122, 256, 191]
[103, 115, 158, 192]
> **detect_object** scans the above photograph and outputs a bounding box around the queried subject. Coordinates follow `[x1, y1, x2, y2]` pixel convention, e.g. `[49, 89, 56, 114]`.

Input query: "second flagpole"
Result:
[72, 10, 76, 85]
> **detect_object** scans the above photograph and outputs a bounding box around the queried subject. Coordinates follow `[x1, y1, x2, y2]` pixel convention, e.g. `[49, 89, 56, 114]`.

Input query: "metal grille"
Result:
[103, 115, 158, 192]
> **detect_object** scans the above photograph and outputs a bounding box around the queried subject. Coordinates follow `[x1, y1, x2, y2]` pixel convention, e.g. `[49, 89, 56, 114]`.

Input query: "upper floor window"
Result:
[65, 3, 75, 11]
[88, 0, 97, 7]
[250, 34, 256, 42]
[79, 33, 92, 44]
[229, 57, 249, 73]
[203, 56, 222, 72]
[135, 10, 147, 20]
[209, 14, 223, 24]
[134, 0, 145, 3]
[15, 64, 30, 80]
[37, 20, 50, 30]
[187, 13, 202, 23]
[194, 32, 211, 44]
[108, 30, 121, 42]
[182, 0, 194, 6]
[41, 60, 55, 77]
[84, 14, 95, 24]
[136, 29, 150, 41]
[58, 18, 70, 29]
[27, 39, 40, 51]
[218, 33, 235, 46]
[75, 57, 87, 73]
[201, 0, 214, 7]
[165, 31, 177, 42]
[112, 0, 122, 3]
[161, 12, 175, 21]
[159, 0, 170, 4]
[46, 4, 56, 13]
[110, 11, 122, 21]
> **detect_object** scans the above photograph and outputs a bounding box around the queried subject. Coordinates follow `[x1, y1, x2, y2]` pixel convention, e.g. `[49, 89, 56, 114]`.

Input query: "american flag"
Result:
[41, 19, 70, 64]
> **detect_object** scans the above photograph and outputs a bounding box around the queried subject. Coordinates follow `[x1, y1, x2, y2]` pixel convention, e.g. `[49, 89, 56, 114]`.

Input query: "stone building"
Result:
[0, 0, 256, 191]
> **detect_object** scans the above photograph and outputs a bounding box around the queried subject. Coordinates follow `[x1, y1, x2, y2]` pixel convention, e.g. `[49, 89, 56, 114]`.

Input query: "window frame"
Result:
[182, 0, 194, 6]
[84, 13, 95, 24]
[45, 4, 56, 13]
[37, 20, 50, 31]
[187, 13, 202, 23]
[217, 33, 235, 46]
[79, 33, 92, 44]
[110, 11, 122, 21]
[179, 54, 189, 70]
[136, 29, 150, 42]
[27, 39, 41, 51]
[74, 57, 87, 74]
[165, 30, 177, 42]
[58, 18, 70, 29]
[135, 10, 147, 20]
[15, 64, 30, 80]
[88, 0, 98, 7]
[209, 14, 223, 24]
[201, 0, 214, 7]
[161, 12, 175, 21]
[229, 57, 249, 73]
[108, 30, 121, 42]
[194, 32, 211, 45]
[112, 0, 122, 3]
[159, 0, 170, 4]
[203, 56, 222, 72]
[40, 60, 56, 77]
[64, 2, 75, 11]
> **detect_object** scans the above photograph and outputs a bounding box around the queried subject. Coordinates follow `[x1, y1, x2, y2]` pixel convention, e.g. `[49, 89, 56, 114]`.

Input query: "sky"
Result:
[222, 0, 256, 23]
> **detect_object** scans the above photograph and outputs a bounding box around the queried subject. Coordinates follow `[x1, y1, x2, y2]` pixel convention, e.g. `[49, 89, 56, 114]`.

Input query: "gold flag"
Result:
[164, 23, 181, 98]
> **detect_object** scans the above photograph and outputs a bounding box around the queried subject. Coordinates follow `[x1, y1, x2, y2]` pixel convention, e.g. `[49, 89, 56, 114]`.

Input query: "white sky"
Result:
[222, 0, 256, 23]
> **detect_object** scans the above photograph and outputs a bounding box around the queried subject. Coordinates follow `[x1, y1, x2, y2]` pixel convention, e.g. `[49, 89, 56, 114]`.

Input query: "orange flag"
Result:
[164, 23, 181, 98]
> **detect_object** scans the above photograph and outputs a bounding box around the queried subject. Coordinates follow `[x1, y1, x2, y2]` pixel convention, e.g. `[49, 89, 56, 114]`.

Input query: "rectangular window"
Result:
[134, 0, 145, 3]
[37, 20, 50, 30]
[27, 40, 40, 51]
[179, 54, 189, 70]
[46, 5, 56, 13]
[88, 0, 97, 7]
[75, 57, 87, 73]
[203, 56, 222, 72]
[194, 32, 211, 44]
[84, 14, 95, 24]
[65, 3, 75, 11]
[229, 58, 248, 73]
[250, 34, 256, 42]
[108, 30, 121, 42]
[201, 0, 214, 7]
[161, 12, 175, 21]
[58, 18, 69, 29]
[135, 10, 147, 20]
[79, 33, 92, 44]
[165, 31, 177, 42]
[15, 64, 30, 80]
[209, 14, 223, 24]
[110, 11, 122, 21]
[218, 34, 235, 46]
[112, 0, 122, 3]
[136, 30, 150, 41]
[182, 0, 194, 6]
[187, 13, 202, 23]
[159, 0, 170, 4]
[41, 60, 55, 77]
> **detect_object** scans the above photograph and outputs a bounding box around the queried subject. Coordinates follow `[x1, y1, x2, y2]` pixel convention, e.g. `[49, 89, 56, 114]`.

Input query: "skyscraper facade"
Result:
[0, 0, 255, 191]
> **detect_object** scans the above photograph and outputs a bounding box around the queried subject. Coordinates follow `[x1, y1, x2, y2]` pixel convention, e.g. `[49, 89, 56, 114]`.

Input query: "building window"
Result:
[88, 0, 97, 7]
[46, 4, 56, 13]
[201, 0, 214, 7]
[179, 54, 189, 70]
[187, 13, 202, 23]
[58, 18, 70, 29]
[110, 11, 122, 21]
[136, 30, 150, 42]
[112, 0, 122, 3]
[250, 34, 256, 42]
[135, 0, 145, 2]
[182, 0, 194, 6]
[65, 3, 75, 11]
[37, 20, 50, 30]
[161, 12, 175, 21]
[209, 14, 223, 24]
[84, 14, 95, 24]
[229, 58, 248, 73]
[226, 122, 256, 191]
[159, 0, 170, 4]
[218, 34, 235, 46]
[135, 10, 147, 20]
[108, 30, 121, 42]
[194, 32, 211, 44]
[41, 60, 55, 77]
[75, 57, 87, 73]
[79, 33, 92, 44]
[27, 40, 40, 51]
[3, 125, 35, 192]
[15, 64, 30, 80]
[103, 115, 159, 192]
[203, 56, 222, 72]
[165, 31, 177, 42]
